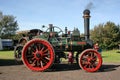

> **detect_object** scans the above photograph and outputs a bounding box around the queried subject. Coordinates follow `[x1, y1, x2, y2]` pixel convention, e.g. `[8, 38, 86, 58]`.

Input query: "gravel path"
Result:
[0, 61, 120, 80]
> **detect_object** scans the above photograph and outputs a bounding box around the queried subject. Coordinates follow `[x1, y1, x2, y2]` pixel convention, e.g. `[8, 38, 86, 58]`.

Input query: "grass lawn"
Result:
[0, 50, 120, 63]
[0, 50, 14, 59]
[102, 50, 120, 63]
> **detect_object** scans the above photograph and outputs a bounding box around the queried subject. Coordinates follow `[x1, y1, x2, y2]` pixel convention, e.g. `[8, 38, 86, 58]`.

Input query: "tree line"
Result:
[0, 11, 120, 50]
[90, 21, 120, 50]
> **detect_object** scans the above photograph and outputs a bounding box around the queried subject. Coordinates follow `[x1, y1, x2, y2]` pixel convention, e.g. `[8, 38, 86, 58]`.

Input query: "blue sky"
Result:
[0, 0, 120, 33]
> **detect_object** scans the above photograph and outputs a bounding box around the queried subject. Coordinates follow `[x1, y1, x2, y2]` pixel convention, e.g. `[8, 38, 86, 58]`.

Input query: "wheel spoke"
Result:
[40, 60, 43, 68]
[31, 47, 36, 52]
[32, 52, 35, 55]
[43, 49, 49, 53]
[90, 52, 93, 58]
[82, 61, 88, 65]
[31, 59, 37, 66]
[92, 57, 97, 62]
[88, 64, 91, 68]
[36, 48, 39, 52]
[36, 60, 40, 66]
[84, 64, 89, 68]
[34, 44, 40, 52]
[89, 64, 93, 68]
[45, 57, 50, 61]
[32, 57, 35, 60]
[37, 44, 41, 50]
[43, 53, 50, 56]
[40, 47, 44, 52]
[91, 63, 96, 68]
[41, 58, 48, 64]
[92, 53, 97, 59]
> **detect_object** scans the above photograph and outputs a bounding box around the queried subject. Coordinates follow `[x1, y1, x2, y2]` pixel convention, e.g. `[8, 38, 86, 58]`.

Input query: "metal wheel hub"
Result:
[87, 58, 93, 63]
[36, 53, 41, 58]
[88, 58, 91, 62]
[34, 51, 43, 60]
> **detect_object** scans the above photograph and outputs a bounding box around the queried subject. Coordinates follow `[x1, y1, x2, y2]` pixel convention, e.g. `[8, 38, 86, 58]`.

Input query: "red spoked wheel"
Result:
[22, 38, 55, 71]
[79, 49, 102, 72]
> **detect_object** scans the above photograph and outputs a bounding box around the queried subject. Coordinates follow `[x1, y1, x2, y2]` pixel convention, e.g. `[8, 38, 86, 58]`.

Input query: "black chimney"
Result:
[83, 9, 90, 40]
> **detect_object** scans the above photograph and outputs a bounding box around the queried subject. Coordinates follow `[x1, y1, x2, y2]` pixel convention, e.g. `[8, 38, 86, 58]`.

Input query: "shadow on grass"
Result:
[99, 64, 120, 72]
[0, 59, 22, 66]
[116, 51, 120, 53]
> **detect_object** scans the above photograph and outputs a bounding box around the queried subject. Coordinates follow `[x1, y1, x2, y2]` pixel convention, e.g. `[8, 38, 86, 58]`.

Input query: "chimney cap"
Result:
[83, 9, 90, 15]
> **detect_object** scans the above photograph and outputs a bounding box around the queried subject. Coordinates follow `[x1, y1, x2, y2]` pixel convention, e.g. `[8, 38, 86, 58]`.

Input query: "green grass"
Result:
[0, 50, 120, 63]
[102, 50, 120, 63]
[0, 51, 14, 59]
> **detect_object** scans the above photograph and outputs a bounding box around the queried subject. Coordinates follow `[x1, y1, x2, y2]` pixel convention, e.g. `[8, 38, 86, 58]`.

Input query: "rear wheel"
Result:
[22, 38, 55, 71]
[14, 45, 23, 64]
[79, 49, 102, 72]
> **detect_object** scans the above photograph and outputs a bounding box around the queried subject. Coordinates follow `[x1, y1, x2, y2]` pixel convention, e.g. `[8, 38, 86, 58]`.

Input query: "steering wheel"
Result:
[46, 26, 63, 34]
[44, 26, 63, 38]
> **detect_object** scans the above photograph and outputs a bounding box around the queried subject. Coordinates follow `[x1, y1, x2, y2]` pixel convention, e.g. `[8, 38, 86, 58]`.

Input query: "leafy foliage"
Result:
[0, 11, 18, 39]
[90, 21, 120, 50]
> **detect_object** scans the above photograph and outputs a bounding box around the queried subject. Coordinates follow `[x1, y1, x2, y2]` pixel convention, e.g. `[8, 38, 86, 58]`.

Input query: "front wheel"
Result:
[22, 38, 55, 71]
[79, 49, 102, 72]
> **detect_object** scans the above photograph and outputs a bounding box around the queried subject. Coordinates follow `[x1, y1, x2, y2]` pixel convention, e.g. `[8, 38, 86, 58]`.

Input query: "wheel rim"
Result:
[22, 39, 54, 71]
[79, 49, 102, 72]
[14, 45, 23, 61]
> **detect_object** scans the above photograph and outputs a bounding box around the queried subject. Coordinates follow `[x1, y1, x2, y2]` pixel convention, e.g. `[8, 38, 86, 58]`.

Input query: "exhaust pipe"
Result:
[83, 9, 90, 40]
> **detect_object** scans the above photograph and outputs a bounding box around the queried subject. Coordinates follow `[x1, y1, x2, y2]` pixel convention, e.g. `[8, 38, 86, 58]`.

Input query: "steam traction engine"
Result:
[19, 9, 102, 72]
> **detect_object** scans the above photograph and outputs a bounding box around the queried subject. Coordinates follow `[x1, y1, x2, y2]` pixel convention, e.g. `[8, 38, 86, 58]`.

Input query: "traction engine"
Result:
[14, 9, 102, 72]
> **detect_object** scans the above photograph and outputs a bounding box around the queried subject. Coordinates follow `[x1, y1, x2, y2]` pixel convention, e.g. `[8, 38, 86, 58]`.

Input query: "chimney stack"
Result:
[83, 9, 90, 40]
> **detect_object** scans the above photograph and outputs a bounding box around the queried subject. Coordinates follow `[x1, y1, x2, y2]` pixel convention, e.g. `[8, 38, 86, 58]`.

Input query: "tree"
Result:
[0, 11, 18, 39]
[90, 23, 104, 43]
[90, 21, 120, 50]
